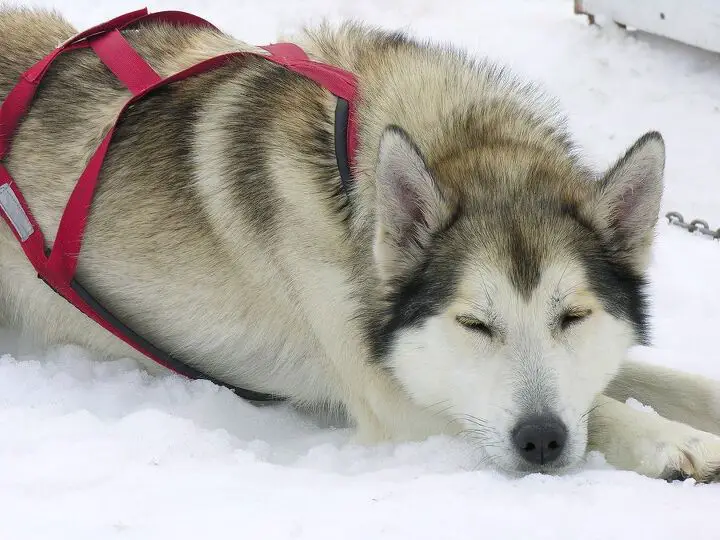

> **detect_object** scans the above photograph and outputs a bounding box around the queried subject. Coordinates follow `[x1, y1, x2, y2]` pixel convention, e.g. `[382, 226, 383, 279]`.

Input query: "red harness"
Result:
[0, 8, 359, 401]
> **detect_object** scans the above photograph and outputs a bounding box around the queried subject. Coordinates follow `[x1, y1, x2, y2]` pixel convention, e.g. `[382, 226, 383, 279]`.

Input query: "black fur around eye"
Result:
[560, 310, 591, 331]
[456, 315, 494, 338]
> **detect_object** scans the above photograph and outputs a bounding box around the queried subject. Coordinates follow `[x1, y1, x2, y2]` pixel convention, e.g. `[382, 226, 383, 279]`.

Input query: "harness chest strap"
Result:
[0, 8, 359, 402]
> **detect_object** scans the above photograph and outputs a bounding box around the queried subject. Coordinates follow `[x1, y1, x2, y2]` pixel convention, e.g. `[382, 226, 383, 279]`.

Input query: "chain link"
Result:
[666, 211, 720, 240]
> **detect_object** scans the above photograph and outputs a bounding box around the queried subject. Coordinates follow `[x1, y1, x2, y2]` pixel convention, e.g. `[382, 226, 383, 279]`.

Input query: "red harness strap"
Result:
[0, 8, 359, 401]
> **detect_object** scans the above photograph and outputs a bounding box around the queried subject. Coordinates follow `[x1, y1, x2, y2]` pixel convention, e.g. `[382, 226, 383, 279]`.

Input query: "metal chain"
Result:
[666, 211, 720, 240]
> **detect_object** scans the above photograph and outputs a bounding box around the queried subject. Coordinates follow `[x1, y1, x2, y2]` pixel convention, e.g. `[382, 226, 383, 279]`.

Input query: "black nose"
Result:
[512, 415, 567, 465]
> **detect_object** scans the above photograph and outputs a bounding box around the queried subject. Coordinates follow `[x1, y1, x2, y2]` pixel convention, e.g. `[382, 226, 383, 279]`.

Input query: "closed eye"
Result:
[559, 309, 592, 331]
[456, 315, 494, 338]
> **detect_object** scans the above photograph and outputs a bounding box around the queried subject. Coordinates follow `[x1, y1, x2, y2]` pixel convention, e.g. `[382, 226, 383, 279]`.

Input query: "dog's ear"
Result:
[592, 131, 665, 272]
[374, 126, 453, 282]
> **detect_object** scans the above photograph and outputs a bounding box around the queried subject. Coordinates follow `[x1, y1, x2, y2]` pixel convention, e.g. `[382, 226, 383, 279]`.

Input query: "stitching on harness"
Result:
[0, 183, 34, 241]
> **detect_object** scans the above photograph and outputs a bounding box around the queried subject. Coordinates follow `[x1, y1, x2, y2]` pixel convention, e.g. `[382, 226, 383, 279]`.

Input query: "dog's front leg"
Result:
[606, 360, 720, 435]
[341, 365, 459, 444]
[588, 394, 720, 482]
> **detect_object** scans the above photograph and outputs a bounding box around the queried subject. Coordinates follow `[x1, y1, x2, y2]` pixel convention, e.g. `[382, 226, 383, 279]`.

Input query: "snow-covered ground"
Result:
[2, 1, 720, 538]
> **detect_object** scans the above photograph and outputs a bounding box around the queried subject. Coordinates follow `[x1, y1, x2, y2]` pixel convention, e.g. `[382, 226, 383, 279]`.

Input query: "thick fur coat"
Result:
[2, 8, 720, 480]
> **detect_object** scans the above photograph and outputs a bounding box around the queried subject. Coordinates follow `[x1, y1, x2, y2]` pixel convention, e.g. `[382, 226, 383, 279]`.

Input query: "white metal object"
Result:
[575, 0, 720, 54]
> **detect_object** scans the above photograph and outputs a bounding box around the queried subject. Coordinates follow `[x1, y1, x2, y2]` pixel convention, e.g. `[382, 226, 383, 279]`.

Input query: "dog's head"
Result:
[368, 125, 664, 474]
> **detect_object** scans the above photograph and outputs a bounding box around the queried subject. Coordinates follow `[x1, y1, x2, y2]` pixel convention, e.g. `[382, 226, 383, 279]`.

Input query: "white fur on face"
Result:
[389, 260, 635, 473]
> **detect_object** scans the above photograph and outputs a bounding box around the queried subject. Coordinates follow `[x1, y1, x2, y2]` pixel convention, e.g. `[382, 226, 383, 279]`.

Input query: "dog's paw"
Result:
[351, 413, 457, 445]
[649, 429, 720, 483]
[590, 396, 720, 482]
[347, 383, 460, 446]
[351, 423, 390, 445]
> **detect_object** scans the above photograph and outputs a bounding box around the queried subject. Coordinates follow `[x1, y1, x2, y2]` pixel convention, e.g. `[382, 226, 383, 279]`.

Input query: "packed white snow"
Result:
[2, 1, 720, 538]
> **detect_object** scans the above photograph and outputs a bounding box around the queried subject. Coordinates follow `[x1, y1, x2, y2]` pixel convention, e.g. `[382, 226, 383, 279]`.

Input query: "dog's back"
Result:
[0, 9, 357, 398]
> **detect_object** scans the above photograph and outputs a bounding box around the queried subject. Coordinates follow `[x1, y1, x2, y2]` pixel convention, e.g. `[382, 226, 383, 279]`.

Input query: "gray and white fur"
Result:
[2, 8, 720, 480]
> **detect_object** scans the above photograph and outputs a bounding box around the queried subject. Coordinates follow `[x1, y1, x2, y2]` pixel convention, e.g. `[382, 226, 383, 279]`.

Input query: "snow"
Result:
[2, 0, 720, 538]
[625, 397, 657, 415]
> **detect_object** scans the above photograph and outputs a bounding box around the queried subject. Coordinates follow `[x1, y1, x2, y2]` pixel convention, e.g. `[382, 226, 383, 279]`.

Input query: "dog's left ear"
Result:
[593, 131, 665, 272]
[373, 126, 454, 282]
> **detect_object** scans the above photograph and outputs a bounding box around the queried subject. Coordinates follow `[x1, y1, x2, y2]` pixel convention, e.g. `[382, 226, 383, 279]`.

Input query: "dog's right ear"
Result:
[373, 126, 453, 282]
[591, 131, 665, 273]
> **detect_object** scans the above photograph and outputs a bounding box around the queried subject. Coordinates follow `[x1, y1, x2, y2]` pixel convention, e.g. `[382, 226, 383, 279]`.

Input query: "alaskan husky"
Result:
[1, 8, 720, 481]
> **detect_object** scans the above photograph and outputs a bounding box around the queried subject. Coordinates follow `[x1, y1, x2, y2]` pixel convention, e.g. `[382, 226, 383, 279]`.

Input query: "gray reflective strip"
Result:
[0, 183, 34, 241]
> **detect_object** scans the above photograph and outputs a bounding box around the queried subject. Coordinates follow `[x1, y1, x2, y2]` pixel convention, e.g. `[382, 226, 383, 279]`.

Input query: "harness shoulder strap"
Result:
[90, 30, 162, 95]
